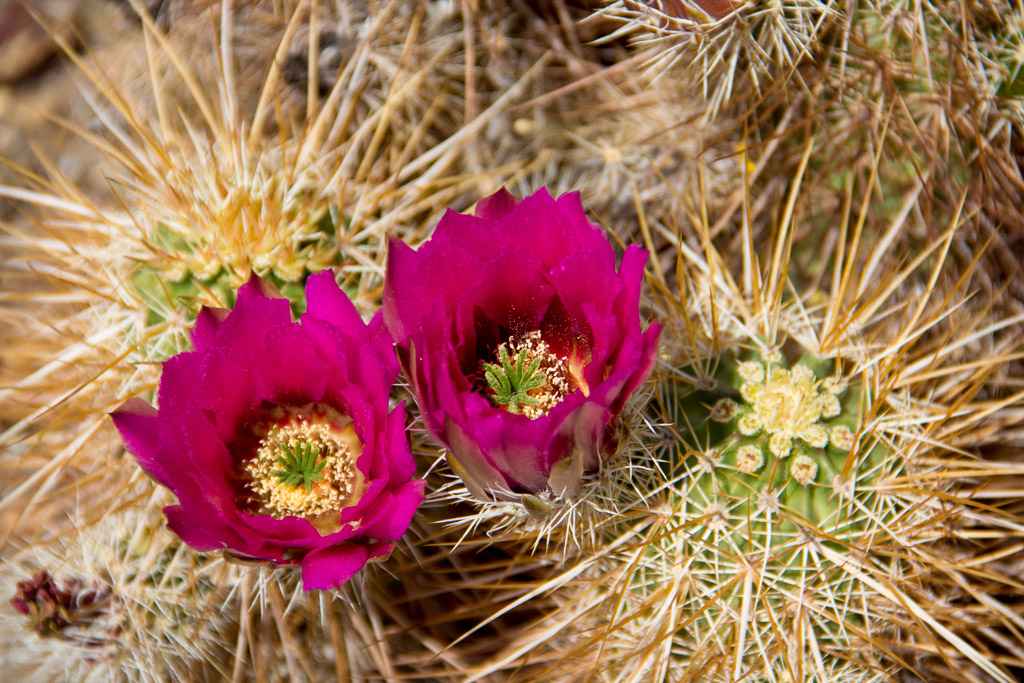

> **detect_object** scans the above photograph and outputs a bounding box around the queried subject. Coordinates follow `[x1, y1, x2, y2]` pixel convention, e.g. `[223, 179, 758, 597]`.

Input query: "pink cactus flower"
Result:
[112, 272, 423, 591]
[383, 188, 661, 502]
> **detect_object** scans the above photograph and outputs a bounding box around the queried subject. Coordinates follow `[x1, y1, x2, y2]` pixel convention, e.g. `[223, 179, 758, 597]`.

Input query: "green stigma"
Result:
[480, 332, 577, 419]
[271, 441, 327, 491]
[483, 344, 547, 413]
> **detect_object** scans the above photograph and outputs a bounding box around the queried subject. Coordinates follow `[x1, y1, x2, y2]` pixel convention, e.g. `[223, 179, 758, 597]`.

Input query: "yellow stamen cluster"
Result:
[489, 332, 576, 420]
[246, 405, 365, 535]
[736, 363, 841, 458]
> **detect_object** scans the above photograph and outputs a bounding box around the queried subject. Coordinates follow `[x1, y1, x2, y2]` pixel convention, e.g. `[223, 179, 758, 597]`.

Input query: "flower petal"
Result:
[473, 187, 520, 219]
[303, 270, 365, 333]
[301, 543, 369, 591]
[610, 323, 662, 415]
[197, 349, 264, 439]
[361, 479, 425, 541]
[157, 351, 204, 417]
[383, 403, 415, 482]
[460, 247, 554, 336]
[258, 324, 330, 405]
[211, 274, 292, 356]
[383, 187, 659, 498]
[367, 541, 394, 560]
[191, 306, 231, 349]
[110, 399, 168, 484]
[163, 505, 227, 552]
[445, 413, 531, 496]
[383, 235, 487, 345]
[368, 310, 400, 378]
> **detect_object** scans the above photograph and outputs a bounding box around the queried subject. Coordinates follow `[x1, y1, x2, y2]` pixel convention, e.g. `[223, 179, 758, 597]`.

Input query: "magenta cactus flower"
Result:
[383, 188, 661, 502]
[111, 272, 424, 591]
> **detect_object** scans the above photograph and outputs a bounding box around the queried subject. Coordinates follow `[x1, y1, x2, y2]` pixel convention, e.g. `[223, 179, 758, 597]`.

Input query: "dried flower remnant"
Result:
[10, 571, 113, 647]
[743, 365, 828, 430]
[708, 397, 740, 422]
[735, 444, 763, 474]
[790, 454, 818, 486]
[383, 188, 661, 503]
[714, 359, 846, 468]
[111, 272, 424, 591]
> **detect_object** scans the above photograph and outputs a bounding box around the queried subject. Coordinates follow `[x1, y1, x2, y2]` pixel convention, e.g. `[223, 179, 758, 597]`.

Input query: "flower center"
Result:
[481, 331, 576, 420]
[246, 404, 365, 534]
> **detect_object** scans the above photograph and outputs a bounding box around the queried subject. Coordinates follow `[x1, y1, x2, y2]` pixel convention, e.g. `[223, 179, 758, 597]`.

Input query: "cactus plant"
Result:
[0, 498, 232, 682]
[1, 1, 1023, 681]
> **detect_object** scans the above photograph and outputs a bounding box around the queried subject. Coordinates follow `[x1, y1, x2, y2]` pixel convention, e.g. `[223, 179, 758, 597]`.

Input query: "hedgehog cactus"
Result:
[674, 350, 881, 538]
[129, 204, 342, 323]
[473, 147, 1024, 680]
[597, 0, 839, 117]
[648, 343, 896, 678]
